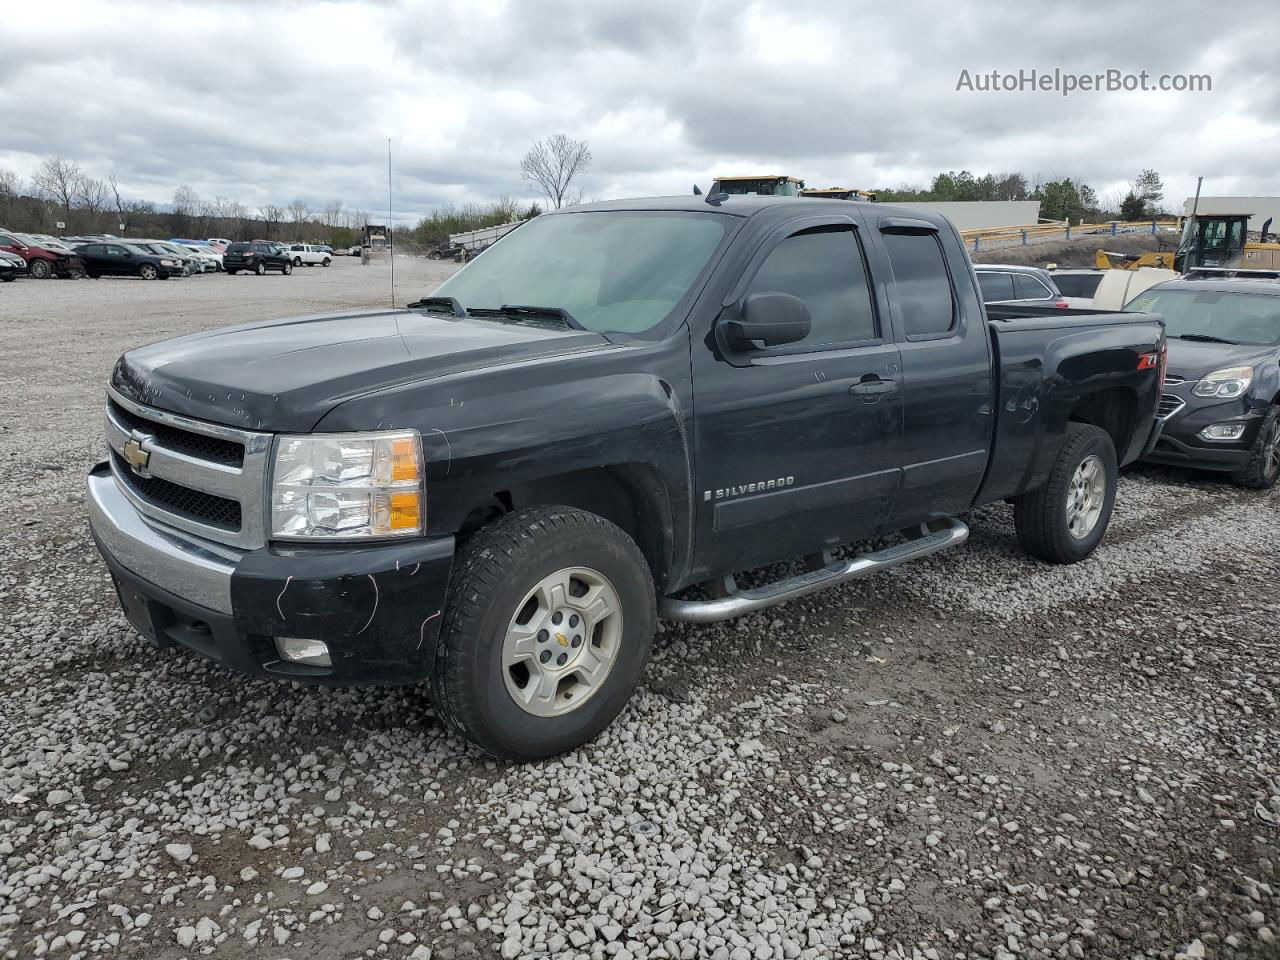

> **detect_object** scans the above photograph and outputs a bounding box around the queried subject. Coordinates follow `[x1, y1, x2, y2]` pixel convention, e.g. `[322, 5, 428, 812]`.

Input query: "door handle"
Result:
[849, 377, 897, 396]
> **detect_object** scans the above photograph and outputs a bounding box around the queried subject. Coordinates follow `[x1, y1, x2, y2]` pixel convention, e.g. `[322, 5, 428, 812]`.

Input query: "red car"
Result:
[0, 232, 84, 279]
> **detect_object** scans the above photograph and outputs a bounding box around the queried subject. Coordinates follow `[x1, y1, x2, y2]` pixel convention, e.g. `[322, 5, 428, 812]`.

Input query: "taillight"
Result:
[243, 251, 255, 257]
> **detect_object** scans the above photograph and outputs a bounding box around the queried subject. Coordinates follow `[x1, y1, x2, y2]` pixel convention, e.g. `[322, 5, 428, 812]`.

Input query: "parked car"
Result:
[347, 245, 361, 256]
[427, 241, 463, 260]
[73, 241, 187, 280]
[974, 264, 1069, 308]
[316, 244, 334, 255]
[130, 242, 198, 276]
[224, 241, 293, 275]
[287, 243, 331, 267]
[1047, 268, 1106, 306]
[0, 232, 85, 279]
[87, 195, 1165, 760]
[1125, 275, 1280, 488]
[179, 243, 223, 272]
[0, 250, 23, 282]
[205, 238, 231, 252]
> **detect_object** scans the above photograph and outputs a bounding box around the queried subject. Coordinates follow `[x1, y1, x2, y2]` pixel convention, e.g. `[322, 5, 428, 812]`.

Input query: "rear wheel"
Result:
[254, 261, 266, 276]
[1014, 423, 1117, 564]
[28, 259, 51, 280]
[1232, 406, 1280, 489]
[322, 257, 330, 267]
[139, 263, 158, 280]
[293, 256, 302, 266]
[431, 507, 655, 761]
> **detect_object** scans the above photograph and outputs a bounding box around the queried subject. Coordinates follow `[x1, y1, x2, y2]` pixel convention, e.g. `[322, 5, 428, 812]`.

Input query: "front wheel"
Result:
[1232, 406, 1280, 489]
[254, 261, 266, 276]
[139, 263, 158, 280]
[431, 507, 655, 761]
[282, 261, 292, 275]
[293, 256, 302, 266]
[321, 257, 330, 267]
[1014, 423, 1117, 564]
[29, 259, 51, 280]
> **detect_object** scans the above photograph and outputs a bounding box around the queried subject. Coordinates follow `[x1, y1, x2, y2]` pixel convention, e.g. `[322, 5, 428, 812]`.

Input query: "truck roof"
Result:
[566, 194, 948, 228]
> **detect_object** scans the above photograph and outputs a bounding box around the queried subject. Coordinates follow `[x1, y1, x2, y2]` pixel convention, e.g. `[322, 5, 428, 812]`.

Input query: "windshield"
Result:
[431, 211, 731, 334]
[1124, 288, 1280, 346]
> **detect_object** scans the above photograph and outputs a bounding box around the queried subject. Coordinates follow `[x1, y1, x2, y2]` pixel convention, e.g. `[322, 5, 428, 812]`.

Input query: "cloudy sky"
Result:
[3, 0, 1277, 221]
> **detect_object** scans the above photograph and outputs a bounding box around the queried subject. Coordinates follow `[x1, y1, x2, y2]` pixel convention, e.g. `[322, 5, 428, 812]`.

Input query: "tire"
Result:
[293, 256, 302, 266]
[282, 261, 293, 275]
[322, 257, 330, 267]
[29, 259, 51, 280]
[227, 269, 238, 275]
[158, 274, 170, 280]
[431, 506, 655, 761]
[428, 252, 442, 260]
[1, 275, 13, 283]
[139, 263, 158, 280]
[1014, 423, 1117, 564]
[254, 261, 266, 276]
[1232, 406, 1280, 489]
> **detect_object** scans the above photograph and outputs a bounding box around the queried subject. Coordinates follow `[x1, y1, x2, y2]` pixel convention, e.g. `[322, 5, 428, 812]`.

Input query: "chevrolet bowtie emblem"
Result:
[122, 436, 151, 474]
[555, 632, 569, 647]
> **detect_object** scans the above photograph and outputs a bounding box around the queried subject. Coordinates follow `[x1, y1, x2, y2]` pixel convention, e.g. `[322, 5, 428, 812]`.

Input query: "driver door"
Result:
[690, 216, 905, 580]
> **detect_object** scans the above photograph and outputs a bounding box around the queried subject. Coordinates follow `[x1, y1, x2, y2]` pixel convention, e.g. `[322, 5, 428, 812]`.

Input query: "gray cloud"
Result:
[3, 0, 1276, 222]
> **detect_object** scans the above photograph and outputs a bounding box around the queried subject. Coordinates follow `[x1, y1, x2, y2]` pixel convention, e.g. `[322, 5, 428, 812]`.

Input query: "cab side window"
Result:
[746, 226, 877, 348]
[976, 271, 1014, 303]
[882, 231, 957, 337]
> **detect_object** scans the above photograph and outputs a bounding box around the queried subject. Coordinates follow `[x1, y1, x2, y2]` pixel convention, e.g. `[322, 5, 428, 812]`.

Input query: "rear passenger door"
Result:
[691, 215, 905, 578]
[868, 218, 994, 524]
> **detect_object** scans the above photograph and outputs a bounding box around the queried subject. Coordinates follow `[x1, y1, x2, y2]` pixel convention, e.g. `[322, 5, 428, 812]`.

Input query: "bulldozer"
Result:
[1095, 213, 1280, 273]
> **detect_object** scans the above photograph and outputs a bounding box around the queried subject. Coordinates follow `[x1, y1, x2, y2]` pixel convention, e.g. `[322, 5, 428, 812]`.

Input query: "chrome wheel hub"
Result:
[1065, 454, 1106, 539]
[1265, 422, 1280, 475]
[501, 566, 622, 717]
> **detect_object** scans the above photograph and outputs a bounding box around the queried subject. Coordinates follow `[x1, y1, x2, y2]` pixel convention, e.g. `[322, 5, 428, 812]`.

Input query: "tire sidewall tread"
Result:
[431, 506, 655, 761]
[1014, 423, 1117, 564]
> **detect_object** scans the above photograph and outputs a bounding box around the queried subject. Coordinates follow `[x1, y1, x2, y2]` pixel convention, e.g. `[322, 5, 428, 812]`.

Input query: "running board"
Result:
[659, 517, 969, 624]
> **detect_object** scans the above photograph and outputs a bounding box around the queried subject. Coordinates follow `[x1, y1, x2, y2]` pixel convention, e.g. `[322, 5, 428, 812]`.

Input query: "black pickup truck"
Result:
[88, 196, 1165, 759]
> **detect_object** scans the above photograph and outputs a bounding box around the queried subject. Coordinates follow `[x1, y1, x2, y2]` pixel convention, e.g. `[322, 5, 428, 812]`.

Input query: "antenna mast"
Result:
[388, 137, 395, 307]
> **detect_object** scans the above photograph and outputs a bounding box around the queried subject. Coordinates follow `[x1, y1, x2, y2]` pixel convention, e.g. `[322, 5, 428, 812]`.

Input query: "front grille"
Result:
[111, 451, 242, 530]
[1157, 394, 1186, 420]
[108, 399, 244, 466]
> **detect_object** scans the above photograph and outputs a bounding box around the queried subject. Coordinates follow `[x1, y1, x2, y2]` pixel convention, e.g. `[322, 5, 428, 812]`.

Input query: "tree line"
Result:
[0, 157, 374, 247]
[876, 168, 1167, 224]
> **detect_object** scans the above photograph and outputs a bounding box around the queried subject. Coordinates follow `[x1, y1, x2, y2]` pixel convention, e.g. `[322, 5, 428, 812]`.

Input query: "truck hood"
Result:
[111, 308, 610, 432]
[1165, 338, 1276, 381]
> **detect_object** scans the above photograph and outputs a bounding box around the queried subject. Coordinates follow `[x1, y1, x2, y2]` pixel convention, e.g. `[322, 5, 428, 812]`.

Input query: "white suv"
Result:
[287, 244, 331, 267]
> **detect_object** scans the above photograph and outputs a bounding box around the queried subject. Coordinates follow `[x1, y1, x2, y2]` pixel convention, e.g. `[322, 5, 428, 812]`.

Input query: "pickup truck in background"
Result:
[88, 196, 1165, 760]
[287, 243, 331, 267]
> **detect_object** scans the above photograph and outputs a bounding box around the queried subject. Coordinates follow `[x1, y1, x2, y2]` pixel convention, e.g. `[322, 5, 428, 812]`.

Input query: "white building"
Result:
[1181, 197, 1280, 232]
[888, 200, 1042, 231]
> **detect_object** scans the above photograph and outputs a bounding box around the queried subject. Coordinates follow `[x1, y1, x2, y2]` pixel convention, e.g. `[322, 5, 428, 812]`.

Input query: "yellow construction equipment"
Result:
[799, 187, 878, 201]
[710, 175, 806, 197]
[1095, 213, 1280, 272]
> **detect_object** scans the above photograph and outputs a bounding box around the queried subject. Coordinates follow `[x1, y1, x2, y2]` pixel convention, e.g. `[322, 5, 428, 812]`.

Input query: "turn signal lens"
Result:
[387, 491, 422, 530]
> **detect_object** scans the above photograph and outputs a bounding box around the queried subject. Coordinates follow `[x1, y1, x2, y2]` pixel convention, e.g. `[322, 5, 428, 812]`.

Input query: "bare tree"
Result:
[33, 157, 84, 227]
[78, 177, 110, 231]
[520, 134, 592, 209]
[321, 199, 345, 229]
[259, 204, 286, 239]
[0, 169, 19, 224]
[287, 199, 309, 228]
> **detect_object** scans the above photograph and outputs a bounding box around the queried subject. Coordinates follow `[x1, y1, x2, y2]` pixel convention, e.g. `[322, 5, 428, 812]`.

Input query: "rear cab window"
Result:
[882, 231, 957, 338]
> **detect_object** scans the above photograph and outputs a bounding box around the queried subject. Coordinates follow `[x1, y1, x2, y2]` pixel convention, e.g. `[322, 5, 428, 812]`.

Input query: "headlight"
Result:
[1192, 366, 1253, 398]
[160, 259, 178, 266]
[271, 430, 423, 540]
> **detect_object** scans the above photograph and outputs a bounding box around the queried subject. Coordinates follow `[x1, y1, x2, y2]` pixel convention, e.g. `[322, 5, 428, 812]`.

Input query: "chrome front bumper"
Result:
[87, 463, 242, 613]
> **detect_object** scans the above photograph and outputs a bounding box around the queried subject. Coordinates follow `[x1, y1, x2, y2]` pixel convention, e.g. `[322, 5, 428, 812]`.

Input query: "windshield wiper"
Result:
[1175, 333, 1240, 345]
[405, 295, 466, 317]
[466, 304, 585, 331]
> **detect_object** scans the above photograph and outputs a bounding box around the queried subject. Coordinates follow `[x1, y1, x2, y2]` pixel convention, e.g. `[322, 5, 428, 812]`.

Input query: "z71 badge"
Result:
[704, 476, 794, 501]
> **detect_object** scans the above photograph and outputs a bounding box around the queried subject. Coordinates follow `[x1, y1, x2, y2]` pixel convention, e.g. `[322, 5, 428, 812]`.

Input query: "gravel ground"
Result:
[1, 260, 1277, 960]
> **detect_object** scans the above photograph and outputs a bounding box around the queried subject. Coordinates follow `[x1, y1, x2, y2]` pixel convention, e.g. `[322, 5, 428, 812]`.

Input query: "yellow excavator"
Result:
[1095, 213, 1280, 272]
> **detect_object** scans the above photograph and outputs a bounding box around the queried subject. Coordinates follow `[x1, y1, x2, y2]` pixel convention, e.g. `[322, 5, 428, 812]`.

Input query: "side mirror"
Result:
[721, 292, 811, 349]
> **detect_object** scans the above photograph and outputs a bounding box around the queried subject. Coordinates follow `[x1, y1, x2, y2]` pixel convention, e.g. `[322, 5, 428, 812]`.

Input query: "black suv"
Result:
[224, 242, 293, 275]
[1126, 276, 1280, 488]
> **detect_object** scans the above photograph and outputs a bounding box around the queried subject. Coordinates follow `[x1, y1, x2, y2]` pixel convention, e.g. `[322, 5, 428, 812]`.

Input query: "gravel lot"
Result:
[1, 259, 1277, 960]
